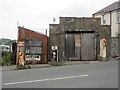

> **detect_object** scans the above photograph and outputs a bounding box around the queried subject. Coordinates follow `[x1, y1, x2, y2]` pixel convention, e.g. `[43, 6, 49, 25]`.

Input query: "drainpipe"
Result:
[109, 11, 112, 58]
[109, 11, 112, 29]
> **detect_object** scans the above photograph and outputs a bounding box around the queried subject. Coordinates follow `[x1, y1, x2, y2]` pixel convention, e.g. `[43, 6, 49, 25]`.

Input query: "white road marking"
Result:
[4, 74, 88, 86]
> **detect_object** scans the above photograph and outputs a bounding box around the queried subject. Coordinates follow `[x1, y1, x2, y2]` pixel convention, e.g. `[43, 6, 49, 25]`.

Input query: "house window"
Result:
[102, 15, 106, 25]
[117, 10, 120, 23]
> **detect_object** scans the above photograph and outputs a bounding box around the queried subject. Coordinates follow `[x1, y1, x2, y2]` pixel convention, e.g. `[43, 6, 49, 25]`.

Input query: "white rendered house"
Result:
[93, 1, 120, 57]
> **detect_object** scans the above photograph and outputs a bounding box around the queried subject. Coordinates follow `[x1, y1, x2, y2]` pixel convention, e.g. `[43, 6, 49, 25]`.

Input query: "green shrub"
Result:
[16, 66, 27, 70]
[50, 61, 63, 66]
[2, 53, 12, 66]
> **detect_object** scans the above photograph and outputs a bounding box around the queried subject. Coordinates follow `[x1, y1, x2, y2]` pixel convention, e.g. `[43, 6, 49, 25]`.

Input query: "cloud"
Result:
[0, 0, 116, 39]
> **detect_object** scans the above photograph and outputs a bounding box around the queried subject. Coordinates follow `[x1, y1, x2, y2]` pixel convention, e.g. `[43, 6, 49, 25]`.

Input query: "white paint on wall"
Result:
[93, 13, 110, 25]
[93, 11, 119, 37]
[111, 11, 119, 37]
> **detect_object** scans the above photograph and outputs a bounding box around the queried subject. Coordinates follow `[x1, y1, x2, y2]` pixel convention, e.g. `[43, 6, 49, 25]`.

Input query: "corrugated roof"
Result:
[18, 26, 47, 36]
[94, 1, 119, 15]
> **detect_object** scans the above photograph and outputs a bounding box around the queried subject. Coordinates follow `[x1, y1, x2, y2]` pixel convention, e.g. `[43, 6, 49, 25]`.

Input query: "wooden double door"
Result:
[65, 33, 96, 60]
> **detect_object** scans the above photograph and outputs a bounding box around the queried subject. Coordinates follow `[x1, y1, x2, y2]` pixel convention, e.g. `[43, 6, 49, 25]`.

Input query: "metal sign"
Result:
[18, 41, 24, 46]
[52, 46, 58, 50]
[100, 38, 106, 58]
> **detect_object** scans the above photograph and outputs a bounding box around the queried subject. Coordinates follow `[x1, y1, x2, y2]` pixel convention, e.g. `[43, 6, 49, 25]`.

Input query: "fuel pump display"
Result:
[52, 45, 58, 62]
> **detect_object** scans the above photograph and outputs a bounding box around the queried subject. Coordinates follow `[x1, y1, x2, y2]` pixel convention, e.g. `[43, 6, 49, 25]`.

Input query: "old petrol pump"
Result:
[17, 41, 25, 66]
[52, 45, 58, 62]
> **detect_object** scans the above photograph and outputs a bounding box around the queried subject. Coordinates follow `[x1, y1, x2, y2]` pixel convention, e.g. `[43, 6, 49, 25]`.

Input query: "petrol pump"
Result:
[17, 41, 25, 67]
[52, 45, 58, 62]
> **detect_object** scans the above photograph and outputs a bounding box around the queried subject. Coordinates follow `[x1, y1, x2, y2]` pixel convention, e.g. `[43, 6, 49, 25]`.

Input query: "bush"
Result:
[50, 61, 63, 66]
[16, 66, 28, 70]
[2, 53, 12, 66]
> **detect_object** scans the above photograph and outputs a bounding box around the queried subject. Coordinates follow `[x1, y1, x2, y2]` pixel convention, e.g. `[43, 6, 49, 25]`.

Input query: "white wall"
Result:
[93, 11, 119, 37]
[111, 11, 119, 37]
[93, 13, 110, 25]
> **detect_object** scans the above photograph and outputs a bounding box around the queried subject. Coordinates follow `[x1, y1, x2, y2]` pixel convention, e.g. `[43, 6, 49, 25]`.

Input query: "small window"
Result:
[102, 15, 106, 24]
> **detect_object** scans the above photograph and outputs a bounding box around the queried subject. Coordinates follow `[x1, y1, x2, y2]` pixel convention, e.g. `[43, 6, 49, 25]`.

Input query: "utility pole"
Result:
[46, 29, 47, 36]
[53, 18, 56, 24]
[0, 44, 1, 66]
[17, 22, 19, 27]
[16, 21, 19, 67]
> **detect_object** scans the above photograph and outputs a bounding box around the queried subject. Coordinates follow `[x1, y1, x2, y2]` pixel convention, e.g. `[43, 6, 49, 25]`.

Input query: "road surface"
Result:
[2, 60, 118, 88]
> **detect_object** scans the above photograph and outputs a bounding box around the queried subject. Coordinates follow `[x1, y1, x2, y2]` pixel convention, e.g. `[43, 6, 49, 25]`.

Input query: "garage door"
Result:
[81, 33, 96, 60]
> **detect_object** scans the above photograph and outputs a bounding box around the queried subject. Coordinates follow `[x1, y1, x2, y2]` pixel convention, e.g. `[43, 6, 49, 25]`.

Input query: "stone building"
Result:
[49, 17, 111, 62]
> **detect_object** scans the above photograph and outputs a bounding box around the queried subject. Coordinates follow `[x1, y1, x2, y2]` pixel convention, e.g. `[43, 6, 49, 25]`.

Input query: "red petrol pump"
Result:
[17, 41, 25, 67]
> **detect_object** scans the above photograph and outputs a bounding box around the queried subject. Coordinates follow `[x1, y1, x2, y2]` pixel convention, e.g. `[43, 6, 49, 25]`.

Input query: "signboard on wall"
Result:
[100, 38, 106, 58]
[75, 35, 81, 47]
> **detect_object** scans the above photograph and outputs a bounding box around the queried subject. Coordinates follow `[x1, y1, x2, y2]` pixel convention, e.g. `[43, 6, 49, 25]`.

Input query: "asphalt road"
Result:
[2, 60, 118, 88]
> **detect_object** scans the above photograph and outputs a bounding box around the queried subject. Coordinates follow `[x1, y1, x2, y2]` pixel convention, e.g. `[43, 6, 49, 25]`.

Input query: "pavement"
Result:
[2, 60, 118, 88]
[1, 57, 117, 72]
[2, 64, 51, 72]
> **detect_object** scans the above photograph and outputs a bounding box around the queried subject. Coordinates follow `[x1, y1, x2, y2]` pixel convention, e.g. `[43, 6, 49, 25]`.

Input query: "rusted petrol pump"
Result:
[16, 41, 25, 67]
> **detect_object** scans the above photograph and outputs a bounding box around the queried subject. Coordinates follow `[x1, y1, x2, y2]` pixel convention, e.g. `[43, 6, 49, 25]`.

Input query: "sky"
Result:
[0, 0, 117, 40]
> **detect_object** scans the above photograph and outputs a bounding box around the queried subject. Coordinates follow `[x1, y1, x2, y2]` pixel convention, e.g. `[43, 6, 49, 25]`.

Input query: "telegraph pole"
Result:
[53, 18, 56, 24]
[46, 29, 47, 36]
[16, 21, 19, 67]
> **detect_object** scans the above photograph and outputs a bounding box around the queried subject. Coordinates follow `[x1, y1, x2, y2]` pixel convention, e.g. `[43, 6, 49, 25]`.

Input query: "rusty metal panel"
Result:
[75, 35, 81, 59]
[81, 33, 96, 60]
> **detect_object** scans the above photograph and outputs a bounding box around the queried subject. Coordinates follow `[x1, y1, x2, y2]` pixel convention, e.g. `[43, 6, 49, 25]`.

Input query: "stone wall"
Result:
[111, 37, 120, 57]
[119, 37, 120, 57]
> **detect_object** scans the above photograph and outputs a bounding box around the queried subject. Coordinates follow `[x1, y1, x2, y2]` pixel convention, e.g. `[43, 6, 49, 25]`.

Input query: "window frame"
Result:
[102, 14, 106, 25]
[117, 10, 120, 23]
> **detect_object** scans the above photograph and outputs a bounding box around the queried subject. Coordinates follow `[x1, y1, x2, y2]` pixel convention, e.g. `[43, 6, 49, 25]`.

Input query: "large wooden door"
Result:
[81, 33, 96, 60]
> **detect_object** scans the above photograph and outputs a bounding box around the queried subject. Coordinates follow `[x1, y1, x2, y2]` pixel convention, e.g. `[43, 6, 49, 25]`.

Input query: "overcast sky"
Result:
[0, 0, 116, 40]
